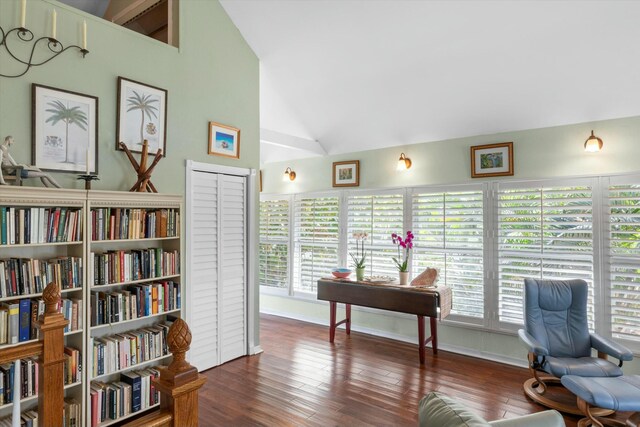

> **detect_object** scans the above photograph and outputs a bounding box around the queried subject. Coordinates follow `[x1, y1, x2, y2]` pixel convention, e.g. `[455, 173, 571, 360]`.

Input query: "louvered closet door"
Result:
[188, 171, 247, 371]
[219, 175, 247, 364]
[189, 171, 220, 371]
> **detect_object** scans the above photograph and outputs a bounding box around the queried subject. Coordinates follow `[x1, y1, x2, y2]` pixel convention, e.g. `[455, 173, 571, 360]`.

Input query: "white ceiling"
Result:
[220, 0, 640, 164]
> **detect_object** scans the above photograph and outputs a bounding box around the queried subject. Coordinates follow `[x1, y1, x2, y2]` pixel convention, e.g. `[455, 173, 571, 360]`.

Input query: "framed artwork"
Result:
[32, 84, 99, 173]
[332, 160, 360, 187]
[470, 142, 514, 178]
[116, 77, 168, 156]
[208, 122, 240, 159]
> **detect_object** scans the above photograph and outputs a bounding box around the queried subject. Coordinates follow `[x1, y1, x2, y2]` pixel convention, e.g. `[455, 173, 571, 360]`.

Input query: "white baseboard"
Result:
[260, 308, 527, 369]
[250, 345, 264, 355]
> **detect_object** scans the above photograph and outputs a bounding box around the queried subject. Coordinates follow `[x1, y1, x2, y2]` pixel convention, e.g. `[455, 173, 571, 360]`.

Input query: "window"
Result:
[293, 196, 340, 293]
[259, 174, 640, 351]
[497, 182, 594, 327]
[259, 199, 289, 288]
[412, 188, 484, 319]
[608, 181, 640, 343]
[347, 193, 404, 278]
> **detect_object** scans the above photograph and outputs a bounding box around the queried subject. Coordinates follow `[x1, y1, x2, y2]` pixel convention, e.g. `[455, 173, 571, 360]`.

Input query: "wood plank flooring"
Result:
[198, 314, 588, 426]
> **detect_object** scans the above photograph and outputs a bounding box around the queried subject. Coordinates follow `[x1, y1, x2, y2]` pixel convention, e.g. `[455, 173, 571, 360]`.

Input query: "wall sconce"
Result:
[397, 153, 412, 171]
[584, 130, 603, 152]
[0, 2, 89, 79]
[283, 167, 296, 182]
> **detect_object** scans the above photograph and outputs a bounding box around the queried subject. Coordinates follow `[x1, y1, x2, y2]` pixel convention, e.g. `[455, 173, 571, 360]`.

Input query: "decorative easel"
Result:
[119, 140, 163, 193]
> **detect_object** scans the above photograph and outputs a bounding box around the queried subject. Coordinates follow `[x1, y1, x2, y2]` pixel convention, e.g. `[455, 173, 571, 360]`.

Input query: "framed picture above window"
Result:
[208, 122, 240, 159]
[32, 84, 98, 173]
[332, 160, 360, 187]
[470, 142, 514, 178]
[116, 77, 168, 156]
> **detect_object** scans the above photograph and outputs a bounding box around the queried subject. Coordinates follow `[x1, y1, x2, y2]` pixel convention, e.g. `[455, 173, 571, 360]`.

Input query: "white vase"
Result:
[399, 271, 409, 286]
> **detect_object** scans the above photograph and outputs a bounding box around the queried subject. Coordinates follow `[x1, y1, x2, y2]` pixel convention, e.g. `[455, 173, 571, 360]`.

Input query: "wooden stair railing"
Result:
[0, 282, 69, 427]
[124, 318, 207, 427]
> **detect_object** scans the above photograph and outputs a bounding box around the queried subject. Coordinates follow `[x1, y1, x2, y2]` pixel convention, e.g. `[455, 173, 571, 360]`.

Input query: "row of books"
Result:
[0, 410, 38, 427]
[90, 368, 160, 427]
[0, 207, 82, 246]
[0, 257, 83, 298]
[0, 358, 38, 405]
[91, 249, 179, 286]
[0, 297, 83, 345]
[91, 208, 179, 241]
[63, 347, 82, 386]
[90, 281, 181, 327]
[91, 323, 170, 377]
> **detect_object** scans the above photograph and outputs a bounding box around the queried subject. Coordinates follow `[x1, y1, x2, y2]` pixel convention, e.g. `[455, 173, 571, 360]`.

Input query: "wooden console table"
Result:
[317, 279, 451, 364]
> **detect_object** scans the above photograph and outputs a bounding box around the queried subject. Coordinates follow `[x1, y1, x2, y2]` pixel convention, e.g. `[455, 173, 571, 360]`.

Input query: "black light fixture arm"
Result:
[0, 25, 88, 79]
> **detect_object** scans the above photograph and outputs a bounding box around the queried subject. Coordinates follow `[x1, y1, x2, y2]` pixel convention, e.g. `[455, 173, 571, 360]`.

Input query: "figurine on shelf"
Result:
[0, 136, 61, 188]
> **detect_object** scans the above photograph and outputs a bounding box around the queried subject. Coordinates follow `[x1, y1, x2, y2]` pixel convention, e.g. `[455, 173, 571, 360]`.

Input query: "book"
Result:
[18, 299, 30, 342]
[120, 371, 141, 412]
[2, 302, 19, 344]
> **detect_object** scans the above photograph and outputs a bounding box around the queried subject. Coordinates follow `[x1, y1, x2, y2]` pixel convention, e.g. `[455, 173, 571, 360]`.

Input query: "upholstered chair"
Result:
[518, 278, 633, 415]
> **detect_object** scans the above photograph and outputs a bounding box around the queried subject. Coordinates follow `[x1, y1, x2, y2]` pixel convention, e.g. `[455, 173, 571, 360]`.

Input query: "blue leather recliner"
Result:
[518, 278, 633, 414]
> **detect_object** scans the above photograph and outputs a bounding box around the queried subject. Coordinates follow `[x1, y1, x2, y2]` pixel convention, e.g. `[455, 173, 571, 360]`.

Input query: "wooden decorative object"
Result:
[119, 140, 163, 192]
[150, 319, 206, 427]
[37, 282, 70, 427]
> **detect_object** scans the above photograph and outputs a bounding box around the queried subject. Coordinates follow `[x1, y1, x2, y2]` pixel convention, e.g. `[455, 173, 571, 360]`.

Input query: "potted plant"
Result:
[350, 232, 368, 281]
[392, 231, 414, 285]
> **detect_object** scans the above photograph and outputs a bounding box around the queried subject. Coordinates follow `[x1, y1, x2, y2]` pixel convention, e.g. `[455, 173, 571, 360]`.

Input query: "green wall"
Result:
[0, 0, 261, 342]
[261, 115, 640, 374]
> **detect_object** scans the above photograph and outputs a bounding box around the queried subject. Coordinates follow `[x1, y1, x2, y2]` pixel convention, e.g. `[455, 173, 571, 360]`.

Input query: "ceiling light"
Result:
[397, 153, 412, 171]
[283, 167, 296, 182]
[584, 130, 603, 153]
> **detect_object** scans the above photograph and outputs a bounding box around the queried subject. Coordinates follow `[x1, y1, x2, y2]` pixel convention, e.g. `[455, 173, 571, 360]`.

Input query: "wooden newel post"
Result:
[37, 282, 69, 427]
[154, 318, 206, 426]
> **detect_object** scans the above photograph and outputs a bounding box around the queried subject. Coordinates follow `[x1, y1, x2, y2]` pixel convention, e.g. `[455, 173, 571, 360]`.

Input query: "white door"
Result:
[188, 171, 247, 371]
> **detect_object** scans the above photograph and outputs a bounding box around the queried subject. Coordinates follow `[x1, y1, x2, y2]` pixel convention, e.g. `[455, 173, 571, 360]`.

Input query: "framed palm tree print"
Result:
[32, 84, 99, 173]
[116, 77, 168, 156]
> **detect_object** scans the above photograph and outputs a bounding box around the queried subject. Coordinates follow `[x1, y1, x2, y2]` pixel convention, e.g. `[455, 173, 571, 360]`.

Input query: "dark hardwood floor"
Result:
[198, 314, 586, 426]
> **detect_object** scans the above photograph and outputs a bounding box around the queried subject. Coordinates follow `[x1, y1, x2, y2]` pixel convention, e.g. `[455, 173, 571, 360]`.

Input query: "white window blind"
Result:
[497, 183, 594, 326]
[259, 199, 289, 288]
[293, 196, 340, 293]
[412, 189, 484, 318]
[608, 182, 640, 343]
[347, 193, 404, 278]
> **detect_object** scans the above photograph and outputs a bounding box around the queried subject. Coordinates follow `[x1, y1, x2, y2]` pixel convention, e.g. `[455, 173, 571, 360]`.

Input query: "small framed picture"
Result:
[333, 160, 360, 187]
[470, 142, 514, 178]
[116, 77, 168, 156]
[208, 122, 240, 159]
[32, 84, 99, 173]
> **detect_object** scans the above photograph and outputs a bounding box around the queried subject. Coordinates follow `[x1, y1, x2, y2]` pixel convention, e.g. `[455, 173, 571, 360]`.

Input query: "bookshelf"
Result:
[86, 191, 182, 427]
[0, 186, 86, 423]
[0, 188, 183, 427]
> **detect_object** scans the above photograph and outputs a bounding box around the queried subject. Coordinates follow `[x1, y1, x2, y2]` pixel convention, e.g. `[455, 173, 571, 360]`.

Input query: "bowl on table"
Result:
[331, 268, 352, 279]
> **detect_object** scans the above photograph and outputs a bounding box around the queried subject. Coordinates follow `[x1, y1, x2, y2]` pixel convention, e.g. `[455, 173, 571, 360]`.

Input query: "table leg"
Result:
[418, 315, 425, 364]
[345, 304, 351, 335]
[430, 316, 438, 354]
[329, 301, 337, 343]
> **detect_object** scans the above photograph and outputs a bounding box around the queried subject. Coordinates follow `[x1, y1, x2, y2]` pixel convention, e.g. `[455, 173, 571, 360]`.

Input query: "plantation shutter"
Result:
[608, 181, 640, 343]
[496, 182, 594, 327]
[293, 196, 340, 293]
[412, 189, 484, 318]
[347, 193, 404, 278]
[259, 199, 289, 288]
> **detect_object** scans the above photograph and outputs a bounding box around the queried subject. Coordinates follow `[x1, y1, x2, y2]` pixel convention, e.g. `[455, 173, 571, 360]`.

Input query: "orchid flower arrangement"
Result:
[391, 231, 414, 272]
[350, 232, 368, 269]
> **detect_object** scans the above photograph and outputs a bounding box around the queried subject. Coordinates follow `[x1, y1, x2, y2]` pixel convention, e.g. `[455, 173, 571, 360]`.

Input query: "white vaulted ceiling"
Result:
[220, 0, 640, 164]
